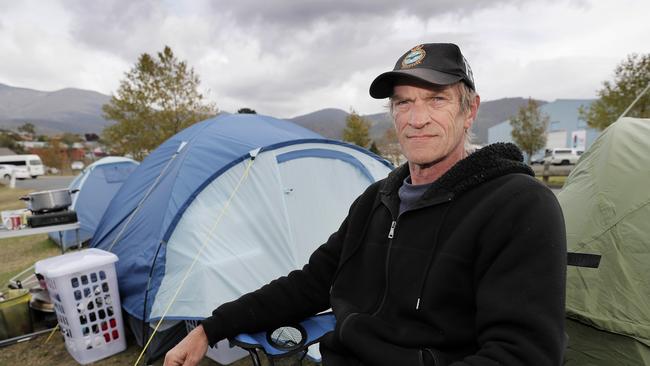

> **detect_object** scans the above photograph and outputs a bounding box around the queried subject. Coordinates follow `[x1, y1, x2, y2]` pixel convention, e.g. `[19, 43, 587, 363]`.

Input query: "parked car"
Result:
[543, 148, 584, 165]
[71, 161, 85, 170]
[0, 164, 14, 179]
[530, 154, 545, 165]
[0, 154, 45, 178]
[0, 164, 30, 179]
[47, 166, 60, 175]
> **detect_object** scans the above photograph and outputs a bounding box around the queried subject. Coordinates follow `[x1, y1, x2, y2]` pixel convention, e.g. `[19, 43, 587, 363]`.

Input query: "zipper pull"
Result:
[388, 221, 396, 238]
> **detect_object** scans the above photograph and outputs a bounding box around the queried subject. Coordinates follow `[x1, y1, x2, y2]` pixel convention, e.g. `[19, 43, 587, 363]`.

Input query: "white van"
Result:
[543, 148, 583, 165]
[0, 154, 45, 178]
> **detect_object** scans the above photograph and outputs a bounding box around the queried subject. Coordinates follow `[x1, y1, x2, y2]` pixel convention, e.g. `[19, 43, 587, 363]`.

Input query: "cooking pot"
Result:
[20, 189, 79, 213]
[0, 288, 33, 340]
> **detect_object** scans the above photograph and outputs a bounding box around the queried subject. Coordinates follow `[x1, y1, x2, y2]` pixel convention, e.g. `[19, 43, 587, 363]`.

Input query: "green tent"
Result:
[558, 117, 650, 365]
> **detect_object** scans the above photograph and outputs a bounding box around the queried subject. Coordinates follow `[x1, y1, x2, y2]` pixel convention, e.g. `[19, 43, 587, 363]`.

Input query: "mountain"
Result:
[288, 108, 393, 141]
[287, 108, 350, 139]
[0, 82, 546, 143]
[289, 98, 547, 145]
[0, 83, 111, 134]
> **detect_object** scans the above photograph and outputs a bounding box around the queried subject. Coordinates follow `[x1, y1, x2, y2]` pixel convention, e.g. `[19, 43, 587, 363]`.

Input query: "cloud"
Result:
[205, 0, 539, 26]
[0, 0, 648, 118]
[65, 0, 168, 61]
[58, 0, 537, 62]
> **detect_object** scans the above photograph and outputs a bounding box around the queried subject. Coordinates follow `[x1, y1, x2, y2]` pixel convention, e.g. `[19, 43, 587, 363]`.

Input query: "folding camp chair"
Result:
[230, 312, 336, 366]
[230, 254, 599, 365]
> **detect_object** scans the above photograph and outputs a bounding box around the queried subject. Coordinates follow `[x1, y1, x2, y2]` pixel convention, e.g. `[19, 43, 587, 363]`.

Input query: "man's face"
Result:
[391, 82, 475, 166]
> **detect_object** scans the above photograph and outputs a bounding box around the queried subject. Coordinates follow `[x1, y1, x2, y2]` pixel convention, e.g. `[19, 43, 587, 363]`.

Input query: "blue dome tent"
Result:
[90, 114, 393, 361]
[49, 156, 138, 249]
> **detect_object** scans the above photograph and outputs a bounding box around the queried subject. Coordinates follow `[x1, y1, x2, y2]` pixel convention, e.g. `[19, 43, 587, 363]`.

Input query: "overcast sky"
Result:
[1, 0, 648, 118]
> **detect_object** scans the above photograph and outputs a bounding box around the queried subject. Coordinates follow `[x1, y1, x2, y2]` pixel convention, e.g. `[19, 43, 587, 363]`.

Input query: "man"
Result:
[165, 43, 566, 366]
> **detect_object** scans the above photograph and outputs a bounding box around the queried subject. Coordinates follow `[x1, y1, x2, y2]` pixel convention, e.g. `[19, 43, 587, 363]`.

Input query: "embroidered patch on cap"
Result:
[401, 45, 426, 69]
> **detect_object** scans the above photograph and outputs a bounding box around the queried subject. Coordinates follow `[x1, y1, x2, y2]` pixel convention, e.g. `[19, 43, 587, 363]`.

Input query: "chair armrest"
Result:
[230, 312, 336, 359]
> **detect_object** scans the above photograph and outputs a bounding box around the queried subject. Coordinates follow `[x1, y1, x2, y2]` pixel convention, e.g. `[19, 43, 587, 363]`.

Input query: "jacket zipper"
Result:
[388, 220, 396, 238]
[372, 219, 397, 316]
[371, 193, 453, 315]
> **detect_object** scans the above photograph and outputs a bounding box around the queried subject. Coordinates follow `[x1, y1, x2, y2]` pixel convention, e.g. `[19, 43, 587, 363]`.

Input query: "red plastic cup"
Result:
[10, 216, 20, 230]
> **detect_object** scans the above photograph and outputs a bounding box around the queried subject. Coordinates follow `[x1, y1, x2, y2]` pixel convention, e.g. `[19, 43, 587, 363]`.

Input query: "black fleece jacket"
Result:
[201, 143, 567, 366]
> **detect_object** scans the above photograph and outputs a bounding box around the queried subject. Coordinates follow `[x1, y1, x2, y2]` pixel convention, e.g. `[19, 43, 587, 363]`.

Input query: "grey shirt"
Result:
[398, 176, 434, 215]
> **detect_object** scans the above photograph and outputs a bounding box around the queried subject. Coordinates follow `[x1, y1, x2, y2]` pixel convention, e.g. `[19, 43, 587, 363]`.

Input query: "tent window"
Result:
[101, 165, 137, 183]
[276, 149, 374, 182]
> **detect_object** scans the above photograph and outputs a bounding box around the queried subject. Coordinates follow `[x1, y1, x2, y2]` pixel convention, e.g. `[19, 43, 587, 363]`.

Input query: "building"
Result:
[487, 99, 601, 158]
[16, 141, 47, 149]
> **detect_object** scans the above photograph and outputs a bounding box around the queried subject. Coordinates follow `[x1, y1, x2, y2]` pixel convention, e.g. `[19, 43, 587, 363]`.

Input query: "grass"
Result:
[536, 175, 567, 188]
[0, 186, 58, 288]
[0, 334, 232, 366]
[0, 185, 311, 366]
[0, 186, 32, 211]
[0, 236, 59, 288]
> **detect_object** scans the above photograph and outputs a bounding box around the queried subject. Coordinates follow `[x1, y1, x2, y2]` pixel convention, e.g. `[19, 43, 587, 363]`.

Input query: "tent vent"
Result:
[249, 148, 261, 159]
[177, 141, 188, 153]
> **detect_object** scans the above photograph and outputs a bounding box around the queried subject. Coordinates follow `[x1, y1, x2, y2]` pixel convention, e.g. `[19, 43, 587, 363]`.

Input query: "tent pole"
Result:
[107, 143, 186, 252]
[617, 81, 650, 121]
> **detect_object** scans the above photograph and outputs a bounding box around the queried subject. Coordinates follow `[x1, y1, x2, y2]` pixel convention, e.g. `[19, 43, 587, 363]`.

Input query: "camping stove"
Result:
[28, 209, 78, 228]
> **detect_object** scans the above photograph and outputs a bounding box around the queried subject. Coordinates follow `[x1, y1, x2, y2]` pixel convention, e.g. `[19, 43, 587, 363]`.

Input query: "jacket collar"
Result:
[380, 142, 534, 199]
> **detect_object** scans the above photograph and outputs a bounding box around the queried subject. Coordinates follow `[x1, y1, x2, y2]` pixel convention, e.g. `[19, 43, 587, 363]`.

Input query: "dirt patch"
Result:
[0, 330, 314, 365]
[1, 331, 218, 365]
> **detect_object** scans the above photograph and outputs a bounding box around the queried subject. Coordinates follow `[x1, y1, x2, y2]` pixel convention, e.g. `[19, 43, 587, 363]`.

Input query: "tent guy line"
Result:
[107, 143, 186, 253]
[133, 156, 256, 366]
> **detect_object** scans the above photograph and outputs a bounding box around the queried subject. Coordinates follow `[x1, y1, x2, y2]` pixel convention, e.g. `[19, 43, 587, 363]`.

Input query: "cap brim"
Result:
[369, 68, 462, 99]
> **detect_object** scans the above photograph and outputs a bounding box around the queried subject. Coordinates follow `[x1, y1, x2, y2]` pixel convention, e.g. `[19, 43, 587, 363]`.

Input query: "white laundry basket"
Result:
[35, 248, 126, 365]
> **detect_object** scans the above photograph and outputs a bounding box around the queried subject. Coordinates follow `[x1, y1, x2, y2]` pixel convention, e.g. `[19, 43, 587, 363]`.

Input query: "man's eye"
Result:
[427, 96, 448, 107]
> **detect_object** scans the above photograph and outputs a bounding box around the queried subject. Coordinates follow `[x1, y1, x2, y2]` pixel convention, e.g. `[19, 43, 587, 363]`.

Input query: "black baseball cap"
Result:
[369, 43, 476, 99]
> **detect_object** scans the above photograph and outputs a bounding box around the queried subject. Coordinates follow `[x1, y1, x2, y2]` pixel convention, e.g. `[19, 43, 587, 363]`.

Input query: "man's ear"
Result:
[464, 94, 480, 130]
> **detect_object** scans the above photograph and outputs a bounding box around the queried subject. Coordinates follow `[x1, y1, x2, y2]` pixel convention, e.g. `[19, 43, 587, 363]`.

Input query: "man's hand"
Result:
[163, 324, 209, 366]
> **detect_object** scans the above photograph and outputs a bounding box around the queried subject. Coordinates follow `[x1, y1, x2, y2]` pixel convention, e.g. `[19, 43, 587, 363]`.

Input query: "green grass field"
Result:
[537, 175, 567, 188]
[0, 185, 232, 365]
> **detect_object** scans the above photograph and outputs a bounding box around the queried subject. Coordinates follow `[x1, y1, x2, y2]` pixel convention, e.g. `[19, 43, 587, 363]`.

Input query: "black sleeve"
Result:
[453, 183, 567, 365]
[200, 196, 357, 346]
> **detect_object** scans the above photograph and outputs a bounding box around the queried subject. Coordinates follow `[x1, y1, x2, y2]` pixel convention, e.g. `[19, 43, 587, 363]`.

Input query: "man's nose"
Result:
[408, 101, 429, 128]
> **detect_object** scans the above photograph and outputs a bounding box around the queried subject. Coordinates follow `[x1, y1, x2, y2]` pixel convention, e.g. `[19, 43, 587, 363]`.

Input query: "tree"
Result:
[84, 133, 100, 142]
[369, 141, 380, 155]
[39, 137, 69, 171]
[579, 53, 650, 130]
[237, 108, 257, 114]
[102, 46, 217, 160]
[0, 132, 24, 153]
[61, 133, 83, 147]
[377, 128, 403, 166]
[17, 122, 36, 136]
[510, 98, 549, 164]
[342, 109, 371, 148]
